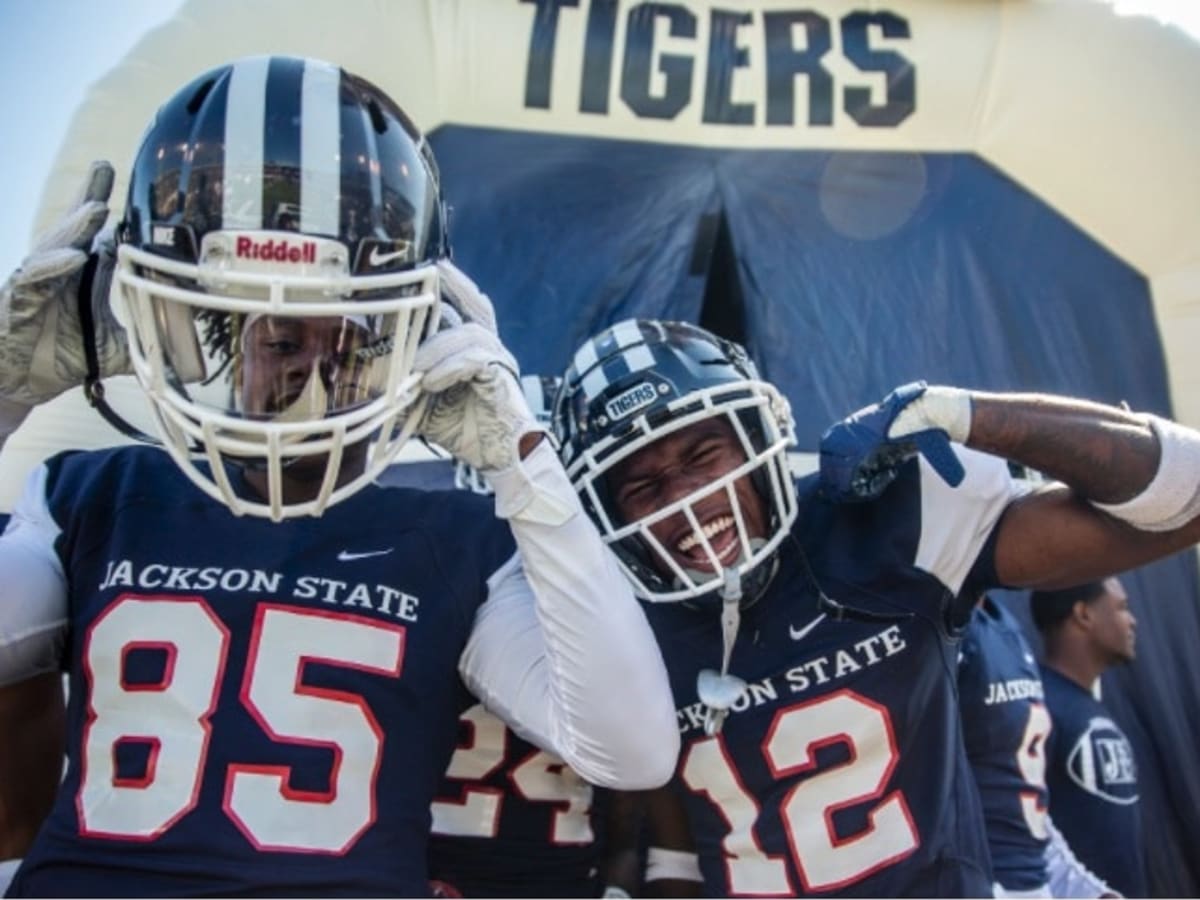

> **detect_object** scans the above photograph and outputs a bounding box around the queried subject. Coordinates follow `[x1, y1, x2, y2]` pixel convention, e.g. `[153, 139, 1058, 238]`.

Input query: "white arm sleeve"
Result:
[0, 463, 69, 687]
[1044, 815, 1119, 898]
[915, 446, 1024, 593]
[458, 440, 679, 790]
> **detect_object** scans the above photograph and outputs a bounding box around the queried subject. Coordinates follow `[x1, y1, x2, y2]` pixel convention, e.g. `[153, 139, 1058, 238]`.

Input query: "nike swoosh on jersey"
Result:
[337, 548, 394, 561]
[789, 613, 827, 641]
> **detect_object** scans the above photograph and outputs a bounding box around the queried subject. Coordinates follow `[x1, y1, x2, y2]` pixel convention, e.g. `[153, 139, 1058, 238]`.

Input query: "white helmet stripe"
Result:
[622, 344, 655, 372]
[610, 318, 644, 349]
[300, 59, 341, 236]
[609, 319, 657, 372]
[574, 337, 605, 400]
[222, 56, 270, 229]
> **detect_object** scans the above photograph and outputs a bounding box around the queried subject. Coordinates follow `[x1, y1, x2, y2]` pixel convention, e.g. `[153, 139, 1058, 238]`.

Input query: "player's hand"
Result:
[0, 161, 132, 406]
[413, 260, 542, 472]
[819, 381, 971, 501]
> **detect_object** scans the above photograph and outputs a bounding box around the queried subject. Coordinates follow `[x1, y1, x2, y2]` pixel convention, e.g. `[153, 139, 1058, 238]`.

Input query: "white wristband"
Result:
[1093, 415, 1200, 531]
[887, 385, 972, 444]
[645, 846, 703, 884]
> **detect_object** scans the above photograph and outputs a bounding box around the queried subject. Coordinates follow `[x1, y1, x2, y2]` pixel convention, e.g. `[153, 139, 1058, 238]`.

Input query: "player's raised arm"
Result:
[0, 161, 132, 448]
[819, 383, 1200, 588]
[416, 262, 679, 790]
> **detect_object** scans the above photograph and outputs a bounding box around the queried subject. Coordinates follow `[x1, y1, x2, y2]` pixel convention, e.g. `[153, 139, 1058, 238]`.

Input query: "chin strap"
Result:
[77, 250, 164, 446]
[696, 568, 749, 736]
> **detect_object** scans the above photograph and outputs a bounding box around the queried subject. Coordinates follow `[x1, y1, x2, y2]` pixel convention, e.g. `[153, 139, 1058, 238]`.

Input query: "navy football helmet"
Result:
[553, 319, 798, 603]
[109, 55, 449, 520]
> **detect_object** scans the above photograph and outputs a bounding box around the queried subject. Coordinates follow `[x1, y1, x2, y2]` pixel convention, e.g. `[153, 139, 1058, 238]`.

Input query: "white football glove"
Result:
[0, 161, 131, 406]
[413, 261, 543, 474]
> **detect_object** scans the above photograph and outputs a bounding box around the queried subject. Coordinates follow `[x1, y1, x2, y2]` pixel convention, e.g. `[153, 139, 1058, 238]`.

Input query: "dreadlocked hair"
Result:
[195, 309, 237, 385]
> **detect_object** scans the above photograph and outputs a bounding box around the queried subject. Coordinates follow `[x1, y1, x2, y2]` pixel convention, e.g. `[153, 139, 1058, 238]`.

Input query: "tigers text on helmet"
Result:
[553, 319, 798, 603]
[109, 55, 450, 521]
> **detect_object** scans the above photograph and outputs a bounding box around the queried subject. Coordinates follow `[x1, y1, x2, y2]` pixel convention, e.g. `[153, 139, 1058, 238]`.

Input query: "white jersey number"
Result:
[681, 690, 918, 894]
[1016, 702, 1052, 840]
[431, 703, 594, 844]
[80, 596, 404, 853]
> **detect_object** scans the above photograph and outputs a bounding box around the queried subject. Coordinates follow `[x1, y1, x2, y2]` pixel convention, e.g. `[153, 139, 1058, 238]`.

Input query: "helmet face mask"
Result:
[110, 56, 448, 521]
[555, 320, 799, 603]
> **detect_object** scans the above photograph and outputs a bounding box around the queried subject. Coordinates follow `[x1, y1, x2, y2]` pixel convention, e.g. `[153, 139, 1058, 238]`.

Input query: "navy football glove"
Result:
[819, 381, 972, 502]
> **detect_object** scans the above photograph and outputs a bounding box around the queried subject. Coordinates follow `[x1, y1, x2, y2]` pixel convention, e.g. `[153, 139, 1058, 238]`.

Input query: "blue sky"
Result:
[0, 0, 184, 277]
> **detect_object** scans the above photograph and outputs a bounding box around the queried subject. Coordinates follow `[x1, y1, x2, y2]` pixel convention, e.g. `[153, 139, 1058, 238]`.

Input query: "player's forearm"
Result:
[465, 441, 679, 790]
[0, 672, 64, 857]
[964, 392, 1159, 504]
[507, 443, 678, 788]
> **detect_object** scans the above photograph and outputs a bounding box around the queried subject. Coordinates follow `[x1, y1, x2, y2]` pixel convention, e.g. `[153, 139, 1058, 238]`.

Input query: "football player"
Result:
[958, 594, 1115, 897]
[552, 318, 1200, 896]
[0, 57, 677, 896]
[1033, 579, 1146, 897]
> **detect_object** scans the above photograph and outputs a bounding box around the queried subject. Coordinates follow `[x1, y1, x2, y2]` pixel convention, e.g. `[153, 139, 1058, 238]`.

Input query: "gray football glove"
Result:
[413, 261, 542, 473]
[0, 161, 131, 406]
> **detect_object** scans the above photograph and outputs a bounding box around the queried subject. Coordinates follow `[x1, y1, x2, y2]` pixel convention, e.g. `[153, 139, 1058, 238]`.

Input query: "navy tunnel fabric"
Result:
[430, 126, 721, 378]
[718, 150, 1168, 449]
[431, 133, 1171, 455]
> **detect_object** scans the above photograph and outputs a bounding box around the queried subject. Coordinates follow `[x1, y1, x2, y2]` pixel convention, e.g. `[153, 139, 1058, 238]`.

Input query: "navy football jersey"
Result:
[957, 597, 1050, 891]
[427, 703, 604, 897]
[1040, 666, 1146, 897]
[643, 451, 1015, 897]
[7, 446, 516, 897]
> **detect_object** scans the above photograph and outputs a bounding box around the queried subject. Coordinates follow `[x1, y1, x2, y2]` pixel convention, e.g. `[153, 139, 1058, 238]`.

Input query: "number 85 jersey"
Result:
[0, 447, 517, 897]
[643, 452, 1019, 897]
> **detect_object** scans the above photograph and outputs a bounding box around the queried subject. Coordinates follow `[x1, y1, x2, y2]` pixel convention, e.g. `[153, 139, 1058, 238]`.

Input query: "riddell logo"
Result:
[235, 236, 316, 264]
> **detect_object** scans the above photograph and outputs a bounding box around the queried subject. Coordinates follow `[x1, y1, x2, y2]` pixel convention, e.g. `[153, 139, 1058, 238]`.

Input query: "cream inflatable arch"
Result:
[3, 1, 1200, 893]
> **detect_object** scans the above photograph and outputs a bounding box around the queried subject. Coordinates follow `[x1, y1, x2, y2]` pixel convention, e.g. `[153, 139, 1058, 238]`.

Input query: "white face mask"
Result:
[569, 384, 798, 603]
[112, 232, 440, 521]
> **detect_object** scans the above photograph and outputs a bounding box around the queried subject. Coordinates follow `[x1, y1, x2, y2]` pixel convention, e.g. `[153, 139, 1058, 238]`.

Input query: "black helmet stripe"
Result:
[220, 56, 343, 234]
